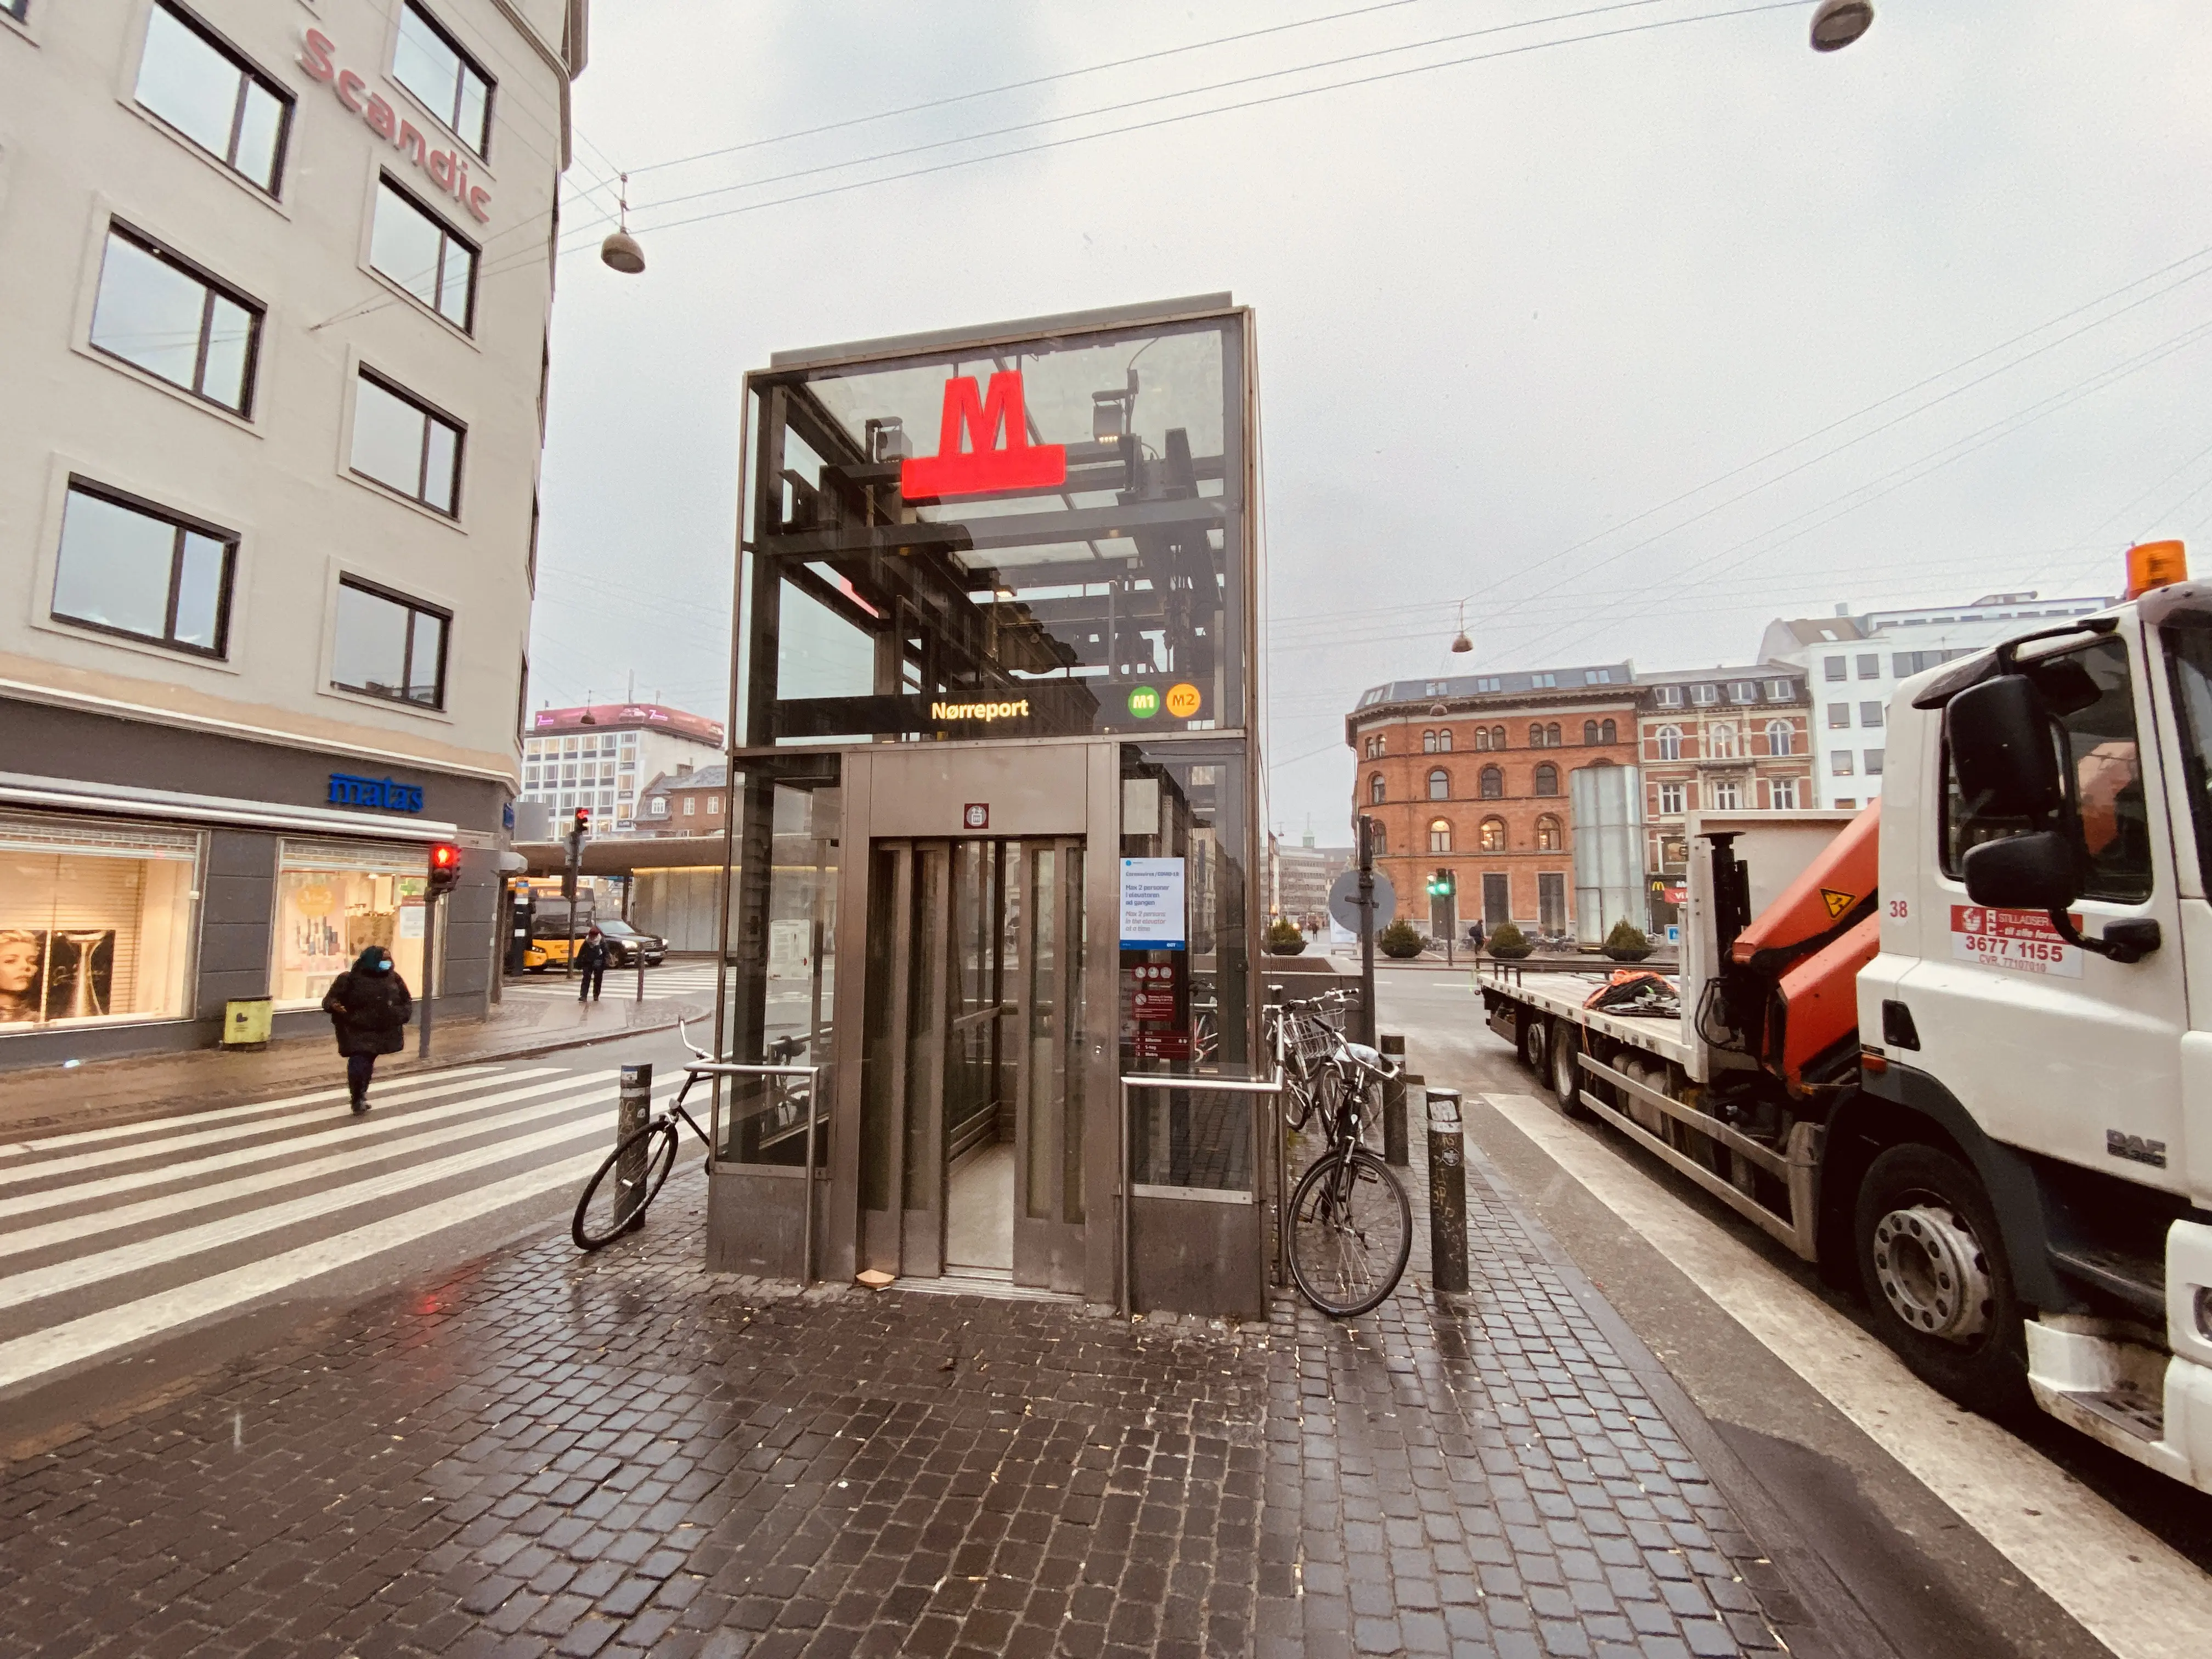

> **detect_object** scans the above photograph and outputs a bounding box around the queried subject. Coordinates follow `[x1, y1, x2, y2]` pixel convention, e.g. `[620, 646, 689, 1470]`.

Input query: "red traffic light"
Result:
[427, 842, 462, 896]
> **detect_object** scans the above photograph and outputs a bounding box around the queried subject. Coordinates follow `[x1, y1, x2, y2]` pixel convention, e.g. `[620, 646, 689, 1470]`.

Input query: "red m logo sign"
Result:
[900, 370, 1067, 501]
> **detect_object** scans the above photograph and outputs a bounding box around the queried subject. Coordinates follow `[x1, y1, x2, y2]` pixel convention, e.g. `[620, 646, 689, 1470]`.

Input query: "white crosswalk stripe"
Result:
[0, 1056, 694, 1400]
[502, 963, 720, 1001]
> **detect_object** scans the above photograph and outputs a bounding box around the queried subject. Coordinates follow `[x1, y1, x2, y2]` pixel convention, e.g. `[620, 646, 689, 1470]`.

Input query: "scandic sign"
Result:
[299, 31, 492, 223]
[901, 372, 1065, 501]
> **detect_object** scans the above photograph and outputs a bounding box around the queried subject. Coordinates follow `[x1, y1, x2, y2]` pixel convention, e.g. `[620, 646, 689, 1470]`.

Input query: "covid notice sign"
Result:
[1119, 858, 1187, 950]
[1950, 906, 2082, 978]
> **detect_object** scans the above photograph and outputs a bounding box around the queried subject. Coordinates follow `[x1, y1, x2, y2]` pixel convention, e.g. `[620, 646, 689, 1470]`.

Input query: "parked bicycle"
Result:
[1266, 989, 1412, 1317]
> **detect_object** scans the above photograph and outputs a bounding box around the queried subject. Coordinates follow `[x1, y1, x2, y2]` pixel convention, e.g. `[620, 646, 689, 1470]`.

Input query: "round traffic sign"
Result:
[1327, 868, 1397, 935]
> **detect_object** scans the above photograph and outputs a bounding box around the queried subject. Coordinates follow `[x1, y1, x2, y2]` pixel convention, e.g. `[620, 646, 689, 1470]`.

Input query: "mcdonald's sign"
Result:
[900, 370, 1067, 501]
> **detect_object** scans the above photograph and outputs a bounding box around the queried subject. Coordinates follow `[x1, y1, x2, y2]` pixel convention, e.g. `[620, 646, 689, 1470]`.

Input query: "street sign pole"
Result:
[417, 889, 437, 1059]
[1357, 816, 1378, 1048]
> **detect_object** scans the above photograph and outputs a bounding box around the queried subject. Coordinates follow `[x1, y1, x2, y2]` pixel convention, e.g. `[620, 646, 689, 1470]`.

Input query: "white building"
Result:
[1759, 591, 2108, 807]
[0, 0, 585, 1066]
[521, 703, 725, 836]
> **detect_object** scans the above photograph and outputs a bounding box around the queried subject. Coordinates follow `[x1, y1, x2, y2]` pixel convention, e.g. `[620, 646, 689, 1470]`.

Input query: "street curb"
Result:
[1458, 1133, 1905, 1659]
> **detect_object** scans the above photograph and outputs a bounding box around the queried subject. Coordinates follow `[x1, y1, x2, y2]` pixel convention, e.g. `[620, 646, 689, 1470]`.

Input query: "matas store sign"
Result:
[299, 31, 492, 223]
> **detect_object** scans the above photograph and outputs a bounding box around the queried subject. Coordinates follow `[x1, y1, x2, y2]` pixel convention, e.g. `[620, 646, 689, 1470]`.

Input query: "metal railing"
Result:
[1118, 1070, 1284, 1317]
[693, 1059, 825, 1282]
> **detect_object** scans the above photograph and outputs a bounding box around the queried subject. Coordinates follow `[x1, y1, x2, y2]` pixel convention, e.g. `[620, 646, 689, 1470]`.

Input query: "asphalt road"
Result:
[1369, 962, 2212, 1659]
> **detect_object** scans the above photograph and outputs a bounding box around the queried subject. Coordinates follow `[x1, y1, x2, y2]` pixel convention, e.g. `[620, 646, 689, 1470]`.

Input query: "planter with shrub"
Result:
[1603, 919, 1654, 962]
[1486, 921, 1533, 960]
[1377, 918, 1426, 959]
[1265, 917, 1307, 956]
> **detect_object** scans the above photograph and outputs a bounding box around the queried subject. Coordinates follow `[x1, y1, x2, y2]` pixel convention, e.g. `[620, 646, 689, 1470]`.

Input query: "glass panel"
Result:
[1119, 741, 1248, 1075]
[436, 237, 473, 326]
[134, 8, 243, 165]
[333, 582, 410, 696]
[904, 845, 945, 1206]
[456, 70, 490, 154]
[201, 292, 254, 410]
[90, 235, 205, 391]
[1130, 1082, 1251, 1194]
[172, 532, 227, 650]
[407, 608, 445, 704]
[393, 5, 462, 128]
[352, 377, 427, 497]
[235, 79, 286, 189]
[1025, 847, 1056, 1220]
[859, 846, 899, 1212]
[422, 417, 460, 512]
[1063, 844, 1085, 1222]
[0, 832, 199, 1031]
[741, 312, 1246, 746]
[53, 490, 176, 641]
[370, 183, 447, 312]
[944, 839, 996, 1148]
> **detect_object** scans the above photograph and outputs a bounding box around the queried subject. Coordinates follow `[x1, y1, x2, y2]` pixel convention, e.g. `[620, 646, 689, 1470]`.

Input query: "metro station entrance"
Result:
[860, 836, 1087, 1291]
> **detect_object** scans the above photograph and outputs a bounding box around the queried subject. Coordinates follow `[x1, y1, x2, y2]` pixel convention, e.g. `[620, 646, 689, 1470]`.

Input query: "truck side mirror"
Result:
[1961, 831, 2078, 911]
[1948, 676, 2063, 818]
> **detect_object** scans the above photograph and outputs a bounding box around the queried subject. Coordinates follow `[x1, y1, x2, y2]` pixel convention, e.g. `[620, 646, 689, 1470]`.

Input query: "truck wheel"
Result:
[1854, 1144, 2029, 1418]
[1519, 1015, 1548, 1074]
[1548, 1023, 1584, 1114]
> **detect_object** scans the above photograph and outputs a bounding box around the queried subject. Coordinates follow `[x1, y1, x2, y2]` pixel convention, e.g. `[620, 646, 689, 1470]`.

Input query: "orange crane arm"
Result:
[1730, 798, 1881, 970]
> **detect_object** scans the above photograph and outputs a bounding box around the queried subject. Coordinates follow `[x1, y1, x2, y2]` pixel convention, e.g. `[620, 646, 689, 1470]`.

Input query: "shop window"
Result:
[351, 370, 464, 514]
[1479, 817, 1506, 852]
[1428, 819, 1451, 853]
[332, 577, 448, 708]
[273, 840, 440, 1007]
[370, 176, 477, 329]
[1533, 764, 1559, 796]
[0, 814, 200, 1032]
[1766, 719, 1793, 757]
[51, 480, 235, 657]
[1368, 772, 1385, 805]
[133, 2, 292, 193]
[1427, 768, 1449, 801]
[1479, 765, 1503, 799]
[394, 1, 494, 156]
[1534, 814, 1561, 852]
[1654, 724, 1681, 761]
[91, 225, 262, 414]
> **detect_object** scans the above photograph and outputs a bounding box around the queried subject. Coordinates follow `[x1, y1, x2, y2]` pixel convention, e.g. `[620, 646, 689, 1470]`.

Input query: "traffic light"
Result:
[1426, 870, 1455, 898]
[571, 806, 591, 842]
[427, 842, 462, 898]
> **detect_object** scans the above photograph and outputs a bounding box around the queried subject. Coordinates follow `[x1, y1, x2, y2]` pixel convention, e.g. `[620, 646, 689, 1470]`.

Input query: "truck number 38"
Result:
[1888, 899, 1909, 919]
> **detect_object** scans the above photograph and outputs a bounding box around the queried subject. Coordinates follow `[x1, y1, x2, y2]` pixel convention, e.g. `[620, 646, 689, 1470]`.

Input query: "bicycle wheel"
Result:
[1288, 1147, 1412, 1317]
[572, 1120, 678, 1250]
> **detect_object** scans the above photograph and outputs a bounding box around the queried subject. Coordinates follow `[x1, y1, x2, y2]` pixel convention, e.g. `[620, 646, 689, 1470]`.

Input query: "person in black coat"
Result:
[575, 926, 609, 1003]
[321, 945, 413, 1113]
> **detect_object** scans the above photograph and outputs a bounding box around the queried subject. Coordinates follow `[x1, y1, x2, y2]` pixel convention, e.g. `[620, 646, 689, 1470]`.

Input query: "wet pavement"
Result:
[0, 1127, 1816, 1658]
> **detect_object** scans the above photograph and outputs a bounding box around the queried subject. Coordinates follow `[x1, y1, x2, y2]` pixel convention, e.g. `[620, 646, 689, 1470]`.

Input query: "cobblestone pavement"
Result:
[0, 1128, 1810, 1658]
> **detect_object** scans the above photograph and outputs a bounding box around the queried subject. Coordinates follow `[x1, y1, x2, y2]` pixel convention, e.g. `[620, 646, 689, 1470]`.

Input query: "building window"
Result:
[650, 797, 668, 817]
[393, 2, 494, 156]
[1436, 729, 1452, 752]
[1479, 817, 1506, 852]
[1422, 730, 1438, 753]
[0, 812, 202, 1032]
[683, 798, 697, 816]
[1488, 725, 1505, 748]
[1472, 727, 1490, 751]
[1865, 749, 1884, 776]
[1691, 684, 1718, 705]
[708, 797, 721, 815]
[351, 371, 463, 515]
[1368, 772, 1385, 805]
[1860, 701, 1884, 727]
[1534, 814, 1562, 852]
[1533, 763, 1559, 796]
[1428, 819, 1452, 853]
[1528, 723, 1547, 748]
[1835, 797, 1857, 809]
[1767, 680, 1793, 700]
[1583, 719, 1600, 745]
[133, 2, 292, 193]
[1368, 820, 1388, 855]
[1426, 768, 1449, 800]
[332, 578, 448, 708]
[1710, 780, 1742, 810]
[1709, 724, 1739, 759]
[1832, 751, 1855, 776]
[1601, 719, 1617, 743]
[1771, 778, 1799, 809]
[3, 0, 25, 21]
[370, 176, 477, 329]
[1585, 668, 1613, 684]
[1857, 653, 1880, 680]
[1824, 656, 1846, 682]
[1765, 719, 1793, 757]
[90, 225, 262, 414]
[1654, 684, 1683, 707]
[51, 481, 234, 657]
[272, 840, 439, 1008]
[1657, 782, 1686, 815]
[1828, 703, 1850, 729]
[1730, 681, 1758, 703]
[1655, 725, 1681, 761]
[1479, 765, 1503, 799]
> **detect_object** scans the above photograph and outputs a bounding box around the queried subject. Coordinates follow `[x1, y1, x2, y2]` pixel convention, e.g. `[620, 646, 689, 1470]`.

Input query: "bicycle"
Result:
[571, 1046, 713, 1250]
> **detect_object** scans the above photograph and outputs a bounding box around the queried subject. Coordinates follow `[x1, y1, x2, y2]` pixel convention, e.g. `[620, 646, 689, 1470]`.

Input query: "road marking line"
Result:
[0, 1077, 681, 1258]
[0, 1069, 599, 1220]
[0, 1150, 609, 1395]
[0, 1064, 507, 1161]
[0, 1068, 573, 1186]
[0, 1109, 624, 1314]
[1483, 1090, 2212, 1659]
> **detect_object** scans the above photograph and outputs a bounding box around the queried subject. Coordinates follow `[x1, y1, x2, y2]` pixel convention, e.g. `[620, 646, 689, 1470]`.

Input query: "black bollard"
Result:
[1380, 1034, 1409, 1166]
[616, 1063, 652, 1230]
[1426, 1085, 1468, 1293]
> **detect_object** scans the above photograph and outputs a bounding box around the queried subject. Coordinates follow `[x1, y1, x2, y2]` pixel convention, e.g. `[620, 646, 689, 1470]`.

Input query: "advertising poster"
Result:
[1119, 857, 1187, 950]
[0, 929, 46, 1025]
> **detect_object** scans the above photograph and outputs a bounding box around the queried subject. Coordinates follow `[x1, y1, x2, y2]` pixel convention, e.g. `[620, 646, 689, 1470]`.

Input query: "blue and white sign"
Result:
[328, 772, 425, 813]
[1119, 857, 1186, 950]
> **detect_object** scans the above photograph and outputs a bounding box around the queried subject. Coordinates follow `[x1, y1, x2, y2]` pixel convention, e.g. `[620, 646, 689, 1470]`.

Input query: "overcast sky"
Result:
[529, 0, 2212, 839]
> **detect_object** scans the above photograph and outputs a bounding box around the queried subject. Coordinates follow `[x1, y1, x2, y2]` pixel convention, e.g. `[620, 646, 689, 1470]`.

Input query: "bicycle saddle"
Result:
[1342, 1042, 1383, 1066]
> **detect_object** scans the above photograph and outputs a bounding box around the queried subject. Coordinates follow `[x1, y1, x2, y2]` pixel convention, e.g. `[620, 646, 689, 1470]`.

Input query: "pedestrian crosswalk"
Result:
[502, 962, 721, 1002]
[0, 1058, 682, 1400]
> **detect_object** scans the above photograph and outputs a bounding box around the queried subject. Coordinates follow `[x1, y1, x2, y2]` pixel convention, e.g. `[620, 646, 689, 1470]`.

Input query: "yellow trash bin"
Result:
[223, 997, 273, 1048]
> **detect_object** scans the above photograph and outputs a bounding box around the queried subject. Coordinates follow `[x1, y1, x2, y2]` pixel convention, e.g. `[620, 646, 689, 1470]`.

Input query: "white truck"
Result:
[1477, 545, 2212, 1493]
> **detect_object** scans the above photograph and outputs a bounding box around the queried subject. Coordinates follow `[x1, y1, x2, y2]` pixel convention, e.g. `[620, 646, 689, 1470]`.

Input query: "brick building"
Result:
[634, 763, 729, 837]
[1346, 664, 1639, 938]
[1637, 666, 1812, 913]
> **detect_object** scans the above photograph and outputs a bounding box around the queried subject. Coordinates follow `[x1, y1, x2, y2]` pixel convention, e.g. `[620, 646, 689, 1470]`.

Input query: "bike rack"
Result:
[1117, 1070, 1284, 1318]
[682, 1059, 825, 1283]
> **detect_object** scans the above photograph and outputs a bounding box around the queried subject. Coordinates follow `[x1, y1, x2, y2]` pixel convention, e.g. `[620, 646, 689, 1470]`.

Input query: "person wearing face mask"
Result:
[320, 945, 414, 1113]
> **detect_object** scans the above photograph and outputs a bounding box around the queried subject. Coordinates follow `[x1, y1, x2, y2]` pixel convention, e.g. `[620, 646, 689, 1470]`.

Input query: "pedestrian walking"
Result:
[320, 945, 413, 1114]
[576, 926, 609, 1003]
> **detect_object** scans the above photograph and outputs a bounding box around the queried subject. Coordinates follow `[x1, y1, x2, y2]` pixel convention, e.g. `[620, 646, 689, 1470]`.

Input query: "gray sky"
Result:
[530, 0, 2212, 838]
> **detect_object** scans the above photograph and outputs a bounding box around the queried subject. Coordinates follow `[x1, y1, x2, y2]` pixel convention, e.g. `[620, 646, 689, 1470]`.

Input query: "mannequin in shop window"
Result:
[321, 945, 414, 1113]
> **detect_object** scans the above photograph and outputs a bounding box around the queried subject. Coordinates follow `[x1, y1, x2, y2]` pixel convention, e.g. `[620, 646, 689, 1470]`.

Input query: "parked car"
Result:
[594, 918, 666, 968]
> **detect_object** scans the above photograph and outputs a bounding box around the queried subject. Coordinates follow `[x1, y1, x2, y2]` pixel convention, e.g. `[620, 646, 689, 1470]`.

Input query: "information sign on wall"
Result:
[1119, 857, 1187, 950]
